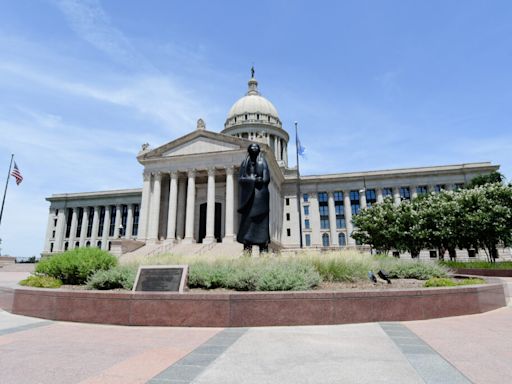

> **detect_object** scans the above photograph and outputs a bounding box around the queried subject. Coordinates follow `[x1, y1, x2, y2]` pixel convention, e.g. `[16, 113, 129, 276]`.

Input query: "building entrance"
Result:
[199, 202, 222, 243]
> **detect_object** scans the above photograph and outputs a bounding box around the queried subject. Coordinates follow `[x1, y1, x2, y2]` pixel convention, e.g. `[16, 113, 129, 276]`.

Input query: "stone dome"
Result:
[227, 88, 279, 120]
[224, 77, 282, 129]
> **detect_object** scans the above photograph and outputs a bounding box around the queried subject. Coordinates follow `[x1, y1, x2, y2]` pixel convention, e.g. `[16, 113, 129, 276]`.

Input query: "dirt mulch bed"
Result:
[56, 278, 479, 293]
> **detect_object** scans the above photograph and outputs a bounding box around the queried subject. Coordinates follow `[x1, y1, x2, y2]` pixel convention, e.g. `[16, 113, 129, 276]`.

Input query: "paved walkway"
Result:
[1, 270, 512, 383]
[2, 307, 512, 383]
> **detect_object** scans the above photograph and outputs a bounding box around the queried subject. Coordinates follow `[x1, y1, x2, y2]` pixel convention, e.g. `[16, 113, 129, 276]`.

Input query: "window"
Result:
[286, 213, 290, 221]
[132, 204, 140, 236]
[286, 228, 291, 237]
[87, 207, 94, 237]
[65, 208, 72, 238]
[305, 234, 311, 247]
[64, 242, 69, 251]
[86, 241, 90, 247]
[303, 193, 309, 202]
[350, 190, 360, 215]
[286, 198, 290, 206]
[430, 250, 437, 259]
[417, 186, 428, 196]
[468, 249, 476, 258]
[98, 206, 106, 237]
[338, 233, 346, 246]
[455, 183, 464, 190]
[435, 184, 445, 192]
[109, 206, 116, 237]
[383, 188, 393, 197]
[322, 233, 330, 247]
[399, 187, 410, 200]
[55, 209, 59, 215]
[245, 114, 248, 120]
[318, 192, 329, 229]
[97, 241, 102, 249]
[257, 114, 260, 120]
[334, 191, 345, 228]
[303, 206, 309, 215]
[304, 219, 310, 229]
[76, 207, 84, 238]
[75, 241, 79, 249]
[52, 230, 55, 239]
[392, 251, 400, 258]
[108, 241, 112, 251]
[53, 218, 57, 227]
[365, 189, 376, 207]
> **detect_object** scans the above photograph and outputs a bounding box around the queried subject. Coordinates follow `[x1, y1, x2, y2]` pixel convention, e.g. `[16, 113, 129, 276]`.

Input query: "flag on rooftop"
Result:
[10, 162, 23, 185]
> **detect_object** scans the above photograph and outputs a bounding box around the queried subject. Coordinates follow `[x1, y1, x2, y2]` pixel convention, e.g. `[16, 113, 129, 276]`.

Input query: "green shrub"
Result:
[309, 255, 371, 282]
[19, 275, 63, 288]
[36, 248, 117, 285]
[188, 258, 320, 291]
[86, 265, 137, 290]
[424, 277, 485, 287]
[440, 261, 512, 270]
[382, 260, 449, 280]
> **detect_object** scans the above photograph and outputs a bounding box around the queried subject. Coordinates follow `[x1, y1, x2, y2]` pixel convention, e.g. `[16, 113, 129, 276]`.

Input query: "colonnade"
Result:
[139, 166, 237, 244]
[48, 203, 140, 253]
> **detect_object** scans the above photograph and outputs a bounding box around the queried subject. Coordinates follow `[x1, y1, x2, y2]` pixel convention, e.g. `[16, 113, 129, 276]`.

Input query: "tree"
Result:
[352, 197, 399, 254]
[465, 171, 505, 189]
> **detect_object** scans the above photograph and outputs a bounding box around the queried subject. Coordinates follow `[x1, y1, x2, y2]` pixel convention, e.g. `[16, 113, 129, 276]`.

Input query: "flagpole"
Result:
[0, 154, 14, 227]
[295, 122, 304, 248]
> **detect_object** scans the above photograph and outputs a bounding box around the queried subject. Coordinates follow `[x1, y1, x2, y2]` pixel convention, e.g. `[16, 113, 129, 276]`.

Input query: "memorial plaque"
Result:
[133, 265, 188, 293]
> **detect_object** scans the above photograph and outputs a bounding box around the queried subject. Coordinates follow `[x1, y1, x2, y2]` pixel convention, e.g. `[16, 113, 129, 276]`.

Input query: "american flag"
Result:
[10, 162, 23, 185]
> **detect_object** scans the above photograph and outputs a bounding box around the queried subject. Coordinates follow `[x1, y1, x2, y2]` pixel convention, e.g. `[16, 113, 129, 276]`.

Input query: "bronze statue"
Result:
[237, 143, 270, 252]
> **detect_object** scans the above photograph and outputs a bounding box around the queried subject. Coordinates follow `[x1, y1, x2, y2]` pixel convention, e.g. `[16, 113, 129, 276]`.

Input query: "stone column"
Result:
[137, 172, 152, 241]
[183, 170, 196, 243]
[328, 192, 338, 246]
[69, 208, 78, 247]
[224, 166, 235, 242]
[410, 185, 418, 200]
[166, 171, 178, 242]
[176, 176, 187, 240]
[125, 204, 134, 238]
[113, 204, 122, 238]
[101, 206, 111, 250]
[90, 206, 100, 245]
[283, 143, 288, 165]
[393, 187, 401, 206]
[79, 207, 89, 247]
[204, 168, 216, 244]
[54, 208, 67, 251]
[343, 191, 355, 245]
[359, 190, 367, 209]
[233, 168, 239, 238]
[43, 209, 55, 252]
[273, 136, 278, 158]
[376, 188, 384, 203]
[147, 172, 162, 242]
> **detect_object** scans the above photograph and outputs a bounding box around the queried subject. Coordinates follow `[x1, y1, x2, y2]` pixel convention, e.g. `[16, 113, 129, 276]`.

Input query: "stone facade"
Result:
[42, 74, 506, 260]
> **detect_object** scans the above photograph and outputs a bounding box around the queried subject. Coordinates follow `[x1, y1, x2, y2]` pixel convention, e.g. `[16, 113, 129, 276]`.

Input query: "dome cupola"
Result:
[222, 68, 289, 166]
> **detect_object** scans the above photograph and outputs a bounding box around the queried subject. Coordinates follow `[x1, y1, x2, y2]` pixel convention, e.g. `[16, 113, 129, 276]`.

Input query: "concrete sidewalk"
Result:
[2, 307, 511, 383]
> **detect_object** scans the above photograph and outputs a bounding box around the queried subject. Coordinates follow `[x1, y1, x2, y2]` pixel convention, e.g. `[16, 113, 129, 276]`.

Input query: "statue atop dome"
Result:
[251, 65, 255, 79]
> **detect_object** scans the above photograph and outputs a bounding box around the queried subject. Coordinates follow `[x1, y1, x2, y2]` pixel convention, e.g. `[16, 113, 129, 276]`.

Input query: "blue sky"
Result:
[1, 0, 511, 258]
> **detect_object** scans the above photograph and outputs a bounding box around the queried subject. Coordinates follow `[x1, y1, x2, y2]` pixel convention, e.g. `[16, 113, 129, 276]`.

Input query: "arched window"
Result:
[64, 242, 69, 251]
[257, 114, 260, 120]
[322, 233, 330, 247]
[245, 114, 248, 120]
[75, 241, 79, 249]
[338, 233, 346, 246]
[108, 241, 112, 251]
[97, 241, 102, 249]
[86, 241, 90, 247]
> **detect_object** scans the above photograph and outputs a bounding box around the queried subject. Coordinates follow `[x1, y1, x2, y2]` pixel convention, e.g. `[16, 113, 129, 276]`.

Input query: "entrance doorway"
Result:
[199, 202, 222, 243]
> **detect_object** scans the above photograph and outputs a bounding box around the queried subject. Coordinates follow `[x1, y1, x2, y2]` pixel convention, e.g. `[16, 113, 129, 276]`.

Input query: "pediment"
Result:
[162, 136, 240, 157]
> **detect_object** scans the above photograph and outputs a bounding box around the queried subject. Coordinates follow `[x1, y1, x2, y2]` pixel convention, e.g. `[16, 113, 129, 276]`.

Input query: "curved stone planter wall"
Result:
[454, 268, 512, 277]
[0, 283, 506, 327]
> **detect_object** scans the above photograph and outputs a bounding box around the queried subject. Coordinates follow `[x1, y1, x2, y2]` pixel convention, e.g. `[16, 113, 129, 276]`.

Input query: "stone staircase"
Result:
[119, 241, 244, 263]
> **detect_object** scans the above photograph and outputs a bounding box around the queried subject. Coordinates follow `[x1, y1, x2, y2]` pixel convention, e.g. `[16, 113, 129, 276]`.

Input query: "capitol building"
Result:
[42, 74, 499, 260]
